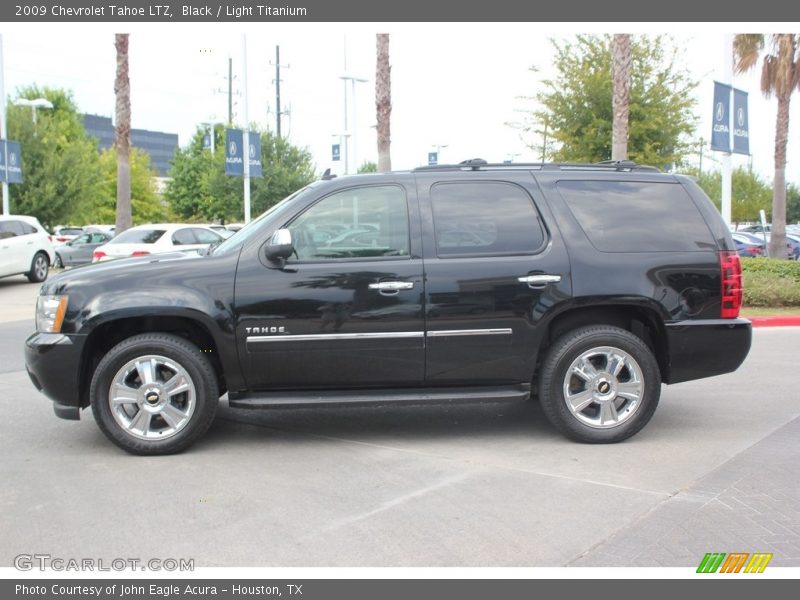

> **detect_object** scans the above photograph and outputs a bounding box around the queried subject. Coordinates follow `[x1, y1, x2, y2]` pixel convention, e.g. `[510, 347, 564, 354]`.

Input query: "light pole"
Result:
[432, 144, 448, 164]
[1, 34, 8, 215]
[331, 132, 351, 174]
[201, 121, 217, 155]
[15, 97, 54, 126]
[340, 73, 368, 174]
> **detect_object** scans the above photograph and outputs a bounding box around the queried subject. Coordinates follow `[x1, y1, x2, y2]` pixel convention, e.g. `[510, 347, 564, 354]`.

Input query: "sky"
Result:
[1, 22, 799, 185]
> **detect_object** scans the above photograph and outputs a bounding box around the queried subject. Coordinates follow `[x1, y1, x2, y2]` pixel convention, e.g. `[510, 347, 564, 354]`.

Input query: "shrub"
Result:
[741, 258, 800, 307]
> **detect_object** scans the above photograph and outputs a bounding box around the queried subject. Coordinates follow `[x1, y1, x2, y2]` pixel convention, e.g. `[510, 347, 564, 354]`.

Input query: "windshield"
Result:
[211, 184, 321, 256]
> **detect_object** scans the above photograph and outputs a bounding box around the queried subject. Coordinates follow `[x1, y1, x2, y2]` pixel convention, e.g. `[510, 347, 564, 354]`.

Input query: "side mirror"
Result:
[264, 228, 294, 265]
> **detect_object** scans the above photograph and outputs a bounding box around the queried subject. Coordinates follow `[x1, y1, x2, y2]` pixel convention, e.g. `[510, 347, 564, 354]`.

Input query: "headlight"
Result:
[36, 295, 69, 333]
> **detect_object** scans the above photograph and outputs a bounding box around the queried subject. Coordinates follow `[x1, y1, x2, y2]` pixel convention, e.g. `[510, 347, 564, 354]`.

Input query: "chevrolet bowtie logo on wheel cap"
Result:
[697, 552, 773, 573]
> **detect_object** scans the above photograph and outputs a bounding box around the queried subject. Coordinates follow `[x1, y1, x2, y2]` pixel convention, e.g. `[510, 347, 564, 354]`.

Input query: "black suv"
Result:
[25, 161, 751, 454]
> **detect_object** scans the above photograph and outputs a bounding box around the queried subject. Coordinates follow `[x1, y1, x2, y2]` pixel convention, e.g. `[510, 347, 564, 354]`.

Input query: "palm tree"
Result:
[734, 34, 799, 259]
[375, 33, 392, 172]
[114, 33, 132, 233]
[612, 34, 632, 161]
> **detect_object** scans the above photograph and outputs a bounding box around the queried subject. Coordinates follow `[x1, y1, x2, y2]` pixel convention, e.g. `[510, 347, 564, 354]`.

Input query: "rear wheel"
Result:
[53, 253, 63, 269]
[90, 333, 219, 455]
[27, 252, 49, 282]
[538, 325, 661, 443]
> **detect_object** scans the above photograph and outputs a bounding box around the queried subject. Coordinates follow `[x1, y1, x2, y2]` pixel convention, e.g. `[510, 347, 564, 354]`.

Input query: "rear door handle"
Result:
[518, 274, 561, 289]
[368, 281, 414, 295]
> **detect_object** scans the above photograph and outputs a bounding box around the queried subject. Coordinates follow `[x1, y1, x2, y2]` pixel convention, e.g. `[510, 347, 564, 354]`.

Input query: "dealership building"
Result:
[83, 114, 178, 178]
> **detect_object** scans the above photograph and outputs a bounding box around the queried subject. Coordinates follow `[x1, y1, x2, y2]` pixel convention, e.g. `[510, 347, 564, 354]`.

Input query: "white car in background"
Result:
[51, 226, 85, 246]
[92, 223, 223, 262]
[0, 215, 56, 282]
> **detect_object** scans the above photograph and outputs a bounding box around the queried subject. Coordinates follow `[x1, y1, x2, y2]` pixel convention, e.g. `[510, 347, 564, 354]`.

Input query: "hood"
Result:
[40, 251, 204, 296]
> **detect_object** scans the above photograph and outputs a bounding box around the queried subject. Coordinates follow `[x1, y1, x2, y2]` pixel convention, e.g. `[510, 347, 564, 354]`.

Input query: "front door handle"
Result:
[368, 281, 414, 295]
[518, 274, 561, 289]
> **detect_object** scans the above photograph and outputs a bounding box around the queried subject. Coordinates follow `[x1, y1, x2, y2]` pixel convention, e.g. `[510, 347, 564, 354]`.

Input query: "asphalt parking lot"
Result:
[1, 275, 799, 568]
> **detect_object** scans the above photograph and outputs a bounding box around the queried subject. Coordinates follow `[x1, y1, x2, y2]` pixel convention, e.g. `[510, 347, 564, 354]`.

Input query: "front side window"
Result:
[193, 228, 222, 244]
[430, 182, 545, 257]
[171, 229, 197, 246]
[288, 185, 410, 261]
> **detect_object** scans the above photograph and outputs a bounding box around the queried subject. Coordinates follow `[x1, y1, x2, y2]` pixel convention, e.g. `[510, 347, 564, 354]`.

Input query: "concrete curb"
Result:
[747, 315, 800, 327]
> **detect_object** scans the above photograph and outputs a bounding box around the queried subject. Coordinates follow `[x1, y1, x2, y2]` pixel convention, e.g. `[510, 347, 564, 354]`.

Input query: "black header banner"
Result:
[2, 0, 799, 22]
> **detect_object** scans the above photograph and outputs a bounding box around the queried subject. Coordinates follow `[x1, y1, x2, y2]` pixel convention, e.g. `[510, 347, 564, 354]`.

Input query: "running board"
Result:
[227, 384, 531, 410]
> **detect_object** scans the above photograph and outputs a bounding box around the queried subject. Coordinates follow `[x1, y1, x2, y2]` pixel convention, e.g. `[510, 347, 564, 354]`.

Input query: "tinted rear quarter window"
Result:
[556, 180, 715, 252]
[430, 181, 545, 257]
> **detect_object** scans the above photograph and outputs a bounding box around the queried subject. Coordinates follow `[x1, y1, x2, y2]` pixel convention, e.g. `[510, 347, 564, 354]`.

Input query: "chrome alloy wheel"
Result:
[562, 345, 644, 429]
[108, 355, 197, 440]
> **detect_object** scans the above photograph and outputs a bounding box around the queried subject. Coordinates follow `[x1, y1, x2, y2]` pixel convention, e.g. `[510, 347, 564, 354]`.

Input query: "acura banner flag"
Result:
[711, 81, 732, 153]
[732, 88, 750, 155]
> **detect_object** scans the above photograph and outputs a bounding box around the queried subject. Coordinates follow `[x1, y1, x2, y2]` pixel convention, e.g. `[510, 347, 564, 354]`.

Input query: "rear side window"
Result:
[0, 221, 24, 238]
[110, 229, 166, 244]
[557, 180, 715, 252]
[430, 182, 545, 257]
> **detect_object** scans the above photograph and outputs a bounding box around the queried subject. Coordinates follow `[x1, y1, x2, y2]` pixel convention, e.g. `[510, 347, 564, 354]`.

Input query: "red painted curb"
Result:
[746, 316, 800, 328]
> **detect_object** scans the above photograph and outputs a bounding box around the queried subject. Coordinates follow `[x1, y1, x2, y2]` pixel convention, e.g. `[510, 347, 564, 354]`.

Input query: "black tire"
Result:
[26, 251, 49, 283]
[538, 325, 661, 443]
[90, 333, 219, 455]
[53, 253, 63, 269]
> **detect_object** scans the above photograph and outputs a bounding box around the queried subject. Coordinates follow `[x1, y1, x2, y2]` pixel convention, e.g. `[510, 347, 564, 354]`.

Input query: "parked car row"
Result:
[92, 223, 223, 262]
[2, 217, 234, 283]
[732, 226, 800, 260]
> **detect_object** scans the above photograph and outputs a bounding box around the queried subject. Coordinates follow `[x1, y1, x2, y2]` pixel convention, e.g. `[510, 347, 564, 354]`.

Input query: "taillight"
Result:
[92, 250, 106, 262]
[720, 251, 743, 318]
[131, 250, 150, 257]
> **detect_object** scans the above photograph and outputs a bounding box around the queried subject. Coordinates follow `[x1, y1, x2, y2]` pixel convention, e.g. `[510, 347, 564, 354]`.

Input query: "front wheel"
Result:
[538, 325, 661, 443]
[53, 253, 63, 269]
[90, 333, 219, 455]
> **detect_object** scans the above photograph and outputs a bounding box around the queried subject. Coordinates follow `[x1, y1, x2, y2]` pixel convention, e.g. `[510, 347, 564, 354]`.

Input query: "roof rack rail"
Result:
[412, 160, 661, 173]
[593, 159, 659, 172]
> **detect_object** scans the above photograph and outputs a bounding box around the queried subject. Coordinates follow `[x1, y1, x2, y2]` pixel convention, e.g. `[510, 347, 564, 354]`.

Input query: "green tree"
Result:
[531, 35, 698, 167]
[787, 184, 800, 224]
[691, 167, 772, 226]
[6, 85, 104, 229]
[69, 147, 168, 225]
[358, 161, 377, 173]
[164, 127, 216, 221]
[166, 125, 316, 223]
